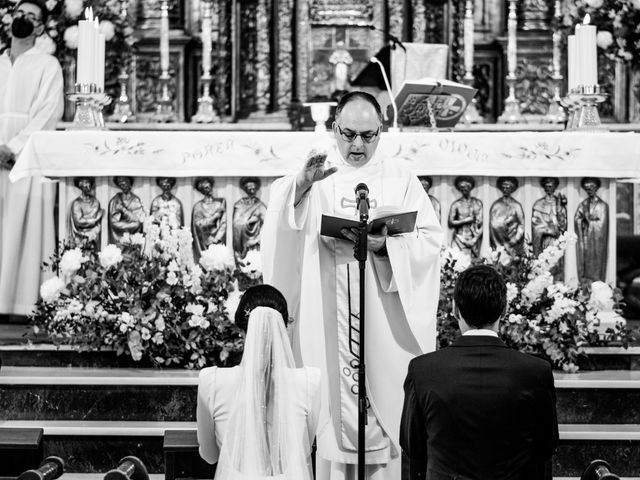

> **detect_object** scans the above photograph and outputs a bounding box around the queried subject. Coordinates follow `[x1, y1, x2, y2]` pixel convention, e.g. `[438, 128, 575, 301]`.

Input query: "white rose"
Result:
[199, 244, 235, 272]
[63, 25, 79, 50]
[589, 281, 615, 311]
[631, 0, 640, 9]
[2, 13, 12, 24]
[597, 31, 614, 49]
[128, 330, 143, 361]
[45, 0, 56, 11]
[59, 248, 85, 276]
[99, 244, 124, 269]
[40, 276, 66, 303]
[186, 303, 205, 317]
[99, 20, 116, 41]
[35, 35, 56, 55]
[64, 0, 84, 19]
[155, 316, 165, 332]
[506, 283, 518, 304]
[130, 233, 145, 246]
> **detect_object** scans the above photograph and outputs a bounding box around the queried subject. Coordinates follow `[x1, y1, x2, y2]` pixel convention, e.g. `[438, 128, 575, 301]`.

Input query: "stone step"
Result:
[3, 368, 640, 424]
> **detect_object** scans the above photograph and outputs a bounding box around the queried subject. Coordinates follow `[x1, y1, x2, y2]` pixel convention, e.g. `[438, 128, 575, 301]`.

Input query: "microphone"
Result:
[367, 25, 406, 52]
[370, 56, 399, 132]
[355, 183, 370, 217]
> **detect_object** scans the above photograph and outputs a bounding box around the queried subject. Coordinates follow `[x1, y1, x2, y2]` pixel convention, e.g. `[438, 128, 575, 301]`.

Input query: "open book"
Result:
[320, 206, 417, 240]
[394, 77, 477, 128]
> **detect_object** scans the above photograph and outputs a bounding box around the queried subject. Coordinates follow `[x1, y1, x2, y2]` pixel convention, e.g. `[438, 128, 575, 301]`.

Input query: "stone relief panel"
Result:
[134, 52, 181, 118]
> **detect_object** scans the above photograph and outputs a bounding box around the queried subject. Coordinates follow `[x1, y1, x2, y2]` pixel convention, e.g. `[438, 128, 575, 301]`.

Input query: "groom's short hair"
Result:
[454, 265, 506, 328]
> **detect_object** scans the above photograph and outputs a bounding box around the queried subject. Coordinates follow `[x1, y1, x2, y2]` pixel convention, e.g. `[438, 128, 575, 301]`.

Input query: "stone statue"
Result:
[150, 177, 183, 229]
[69, 176, 103, 249]
[418, 175, 441, 221]
[448, 175, 483, 258]
[531, 177, 567, 277]
[575, 177, 609, 284]
[233, 177, 266, 259]
[490, 176, 525, 257]
[329, 41, 353, 94]
[192, 176, 227, 259]
[109, 176, 145, 244]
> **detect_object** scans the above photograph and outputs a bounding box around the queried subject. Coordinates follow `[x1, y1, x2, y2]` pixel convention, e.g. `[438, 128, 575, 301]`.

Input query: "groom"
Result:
[400, 265, 558, 480]
[262, 91, 442, 479]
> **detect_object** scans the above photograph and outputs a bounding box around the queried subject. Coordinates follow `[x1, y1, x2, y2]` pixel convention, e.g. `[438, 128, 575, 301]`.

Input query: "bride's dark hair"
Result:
[235, 284, 289, 331]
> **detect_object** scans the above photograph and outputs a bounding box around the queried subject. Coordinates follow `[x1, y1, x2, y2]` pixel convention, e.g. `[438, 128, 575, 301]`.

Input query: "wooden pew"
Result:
[0, 428, 43, 479]
[163, 430, 215, 480]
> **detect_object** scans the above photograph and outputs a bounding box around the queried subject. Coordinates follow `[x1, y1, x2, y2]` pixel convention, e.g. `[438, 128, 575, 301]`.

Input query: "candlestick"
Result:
[506, 0, 517, 78]
[576, 14, 597, 87]
[571, 84, 608, 131]
[160, 0, 170, 73]
[109, 0, 135, 123]
[568, 35, 576, 92]
[544, 0, 566, 124]
[201, 0, 212, 76]
[463, 0, 474, 80]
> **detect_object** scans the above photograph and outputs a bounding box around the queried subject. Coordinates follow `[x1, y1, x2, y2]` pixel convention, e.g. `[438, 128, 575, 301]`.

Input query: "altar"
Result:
[11, 129, 640, 285]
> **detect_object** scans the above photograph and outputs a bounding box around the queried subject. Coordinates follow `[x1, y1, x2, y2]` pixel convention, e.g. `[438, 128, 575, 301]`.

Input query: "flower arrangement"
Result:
[33, 222, 625, 371]
[32, 219, 247, 368]
[438, 232, 626, 372]
[564, 0, 640, 70]
[0, 0, 136, 99]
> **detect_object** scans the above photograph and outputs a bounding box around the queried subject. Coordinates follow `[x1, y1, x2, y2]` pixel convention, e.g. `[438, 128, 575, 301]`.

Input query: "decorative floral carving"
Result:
[513, 57, 554, 115]
[387, 0, 405, 40]
[238, 0, 258, 117]
[134, 54, 178, 115]
[255, 0, 270, 113]
[412, 0, 427, 43]
[276, 0, 294, 111]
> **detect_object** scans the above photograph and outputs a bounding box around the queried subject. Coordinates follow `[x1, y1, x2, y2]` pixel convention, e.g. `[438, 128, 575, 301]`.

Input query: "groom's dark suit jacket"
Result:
[400, 335, 559, 480]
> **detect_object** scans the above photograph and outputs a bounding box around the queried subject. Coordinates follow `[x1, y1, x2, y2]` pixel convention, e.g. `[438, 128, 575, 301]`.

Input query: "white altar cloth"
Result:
[9, 130, 640, 181]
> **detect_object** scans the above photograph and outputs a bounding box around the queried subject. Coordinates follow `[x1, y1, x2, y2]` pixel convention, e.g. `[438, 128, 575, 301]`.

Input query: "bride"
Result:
[197, 284, 321, 479]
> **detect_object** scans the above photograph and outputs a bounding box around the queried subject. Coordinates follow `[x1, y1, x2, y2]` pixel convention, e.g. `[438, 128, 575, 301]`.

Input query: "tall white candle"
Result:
[567, 34, 576, 91]
[576, 14, 597, 87]
[160, 0, 170, 73]
[201, 2, 212, 76]
[95, 33, 105, 91]
[77, 13, 94, 85]
[507, 0, 517, 77]
[463, 0, 474, 79]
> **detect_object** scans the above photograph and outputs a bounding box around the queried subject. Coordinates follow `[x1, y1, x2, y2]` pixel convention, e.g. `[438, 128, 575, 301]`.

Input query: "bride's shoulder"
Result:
[198, 365, 241, 385]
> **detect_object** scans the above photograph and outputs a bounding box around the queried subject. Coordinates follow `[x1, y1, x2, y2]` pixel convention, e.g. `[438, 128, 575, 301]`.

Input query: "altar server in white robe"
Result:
[262, 91, 443, 480]
[0, 0, 63, 315]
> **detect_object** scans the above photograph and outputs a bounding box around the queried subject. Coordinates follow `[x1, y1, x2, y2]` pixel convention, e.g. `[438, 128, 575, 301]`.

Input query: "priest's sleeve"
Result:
[262, 174, 314, 328]
[372, 171, 443, 354]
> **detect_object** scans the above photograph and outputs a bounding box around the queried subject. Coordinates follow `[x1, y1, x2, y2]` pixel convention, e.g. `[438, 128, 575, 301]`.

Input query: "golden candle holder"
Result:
[192, 74, 220, 123]
[153, 72, 177, 123]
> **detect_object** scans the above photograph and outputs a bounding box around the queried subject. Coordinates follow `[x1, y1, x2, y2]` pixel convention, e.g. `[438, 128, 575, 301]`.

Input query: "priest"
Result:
[262, 92, 443, 480]
[0, 0, 64, 316]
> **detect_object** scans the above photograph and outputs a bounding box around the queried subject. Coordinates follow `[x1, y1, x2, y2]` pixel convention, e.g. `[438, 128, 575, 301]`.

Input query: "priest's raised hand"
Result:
[294, 150, 338, 205]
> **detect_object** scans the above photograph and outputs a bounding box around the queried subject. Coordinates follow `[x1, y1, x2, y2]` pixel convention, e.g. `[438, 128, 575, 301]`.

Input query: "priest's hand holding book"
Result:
[341, 225, 389, 257]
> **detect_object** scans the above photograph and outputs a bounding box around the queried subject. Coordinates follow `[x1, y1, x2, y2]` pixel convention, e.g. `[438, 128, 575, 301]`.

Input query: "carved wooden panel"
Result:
[472, 44, 503, 122]
[132, 38, 188, 121]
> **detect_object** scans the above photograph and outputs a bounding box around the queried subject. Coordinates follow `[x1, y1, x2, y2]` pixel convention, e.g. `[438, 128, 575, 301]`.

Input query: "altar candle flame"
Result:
[583, 13, 591, 25]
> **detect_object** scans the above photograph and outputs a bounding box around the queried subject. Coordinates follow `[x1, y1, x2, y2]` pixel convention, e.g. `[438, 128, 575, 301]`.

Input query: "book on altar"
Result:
[320, 206, 417, 239]
[393, 77, 477, 128]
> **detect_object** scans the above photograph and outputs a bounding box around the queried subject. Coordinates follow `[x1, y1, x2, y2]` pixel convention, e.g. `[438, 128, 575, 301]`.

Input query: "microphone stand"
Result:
[355, 193, 369, 480]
